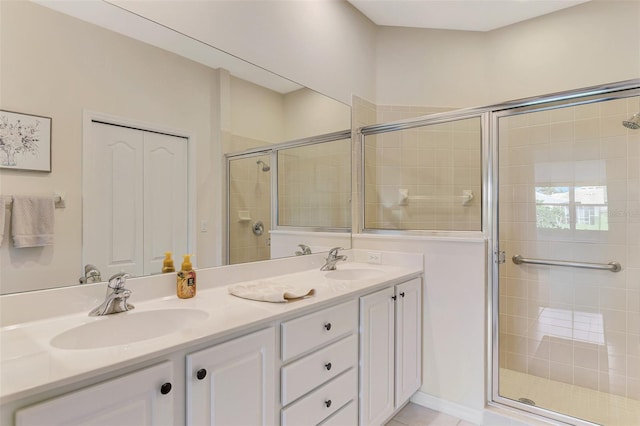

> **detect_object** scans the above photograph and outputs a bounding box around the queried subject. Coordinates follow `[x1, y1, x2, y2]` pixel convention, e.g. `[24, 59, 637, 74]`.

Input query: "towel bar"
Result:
[2, 194, 65, 208]
[512, 254, 621, 272]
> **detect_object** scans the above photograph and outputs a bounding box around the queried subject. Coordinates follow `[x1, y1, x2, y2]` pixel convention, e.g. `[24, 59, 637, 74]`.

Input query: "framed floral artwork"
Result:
[0, 110, 52, 172]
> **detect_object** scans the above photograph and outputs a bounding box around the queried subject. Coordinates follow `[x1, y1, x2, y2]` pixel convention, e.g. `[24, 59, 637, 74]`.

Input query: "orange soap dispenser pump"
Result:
[177, 254, 196, 299]
[162, 252, 175, 273]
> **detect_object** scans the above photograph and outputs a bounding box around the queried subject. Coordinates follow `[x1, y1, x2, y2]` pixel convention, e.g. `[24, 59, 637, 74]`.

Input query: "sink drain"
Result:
[518, 397, 536, 406]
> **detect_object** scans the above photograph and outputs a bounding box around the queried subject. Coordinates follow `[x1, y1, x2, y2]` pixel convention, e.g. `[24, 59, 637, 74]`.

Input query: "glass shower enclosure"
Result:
[492, 87, 640, 424]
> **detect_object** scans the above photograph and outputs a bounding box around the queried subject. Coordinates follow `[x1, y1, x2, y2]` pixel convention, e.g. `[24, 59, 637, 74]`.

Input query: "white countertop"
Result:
[0, 260, 421, 404]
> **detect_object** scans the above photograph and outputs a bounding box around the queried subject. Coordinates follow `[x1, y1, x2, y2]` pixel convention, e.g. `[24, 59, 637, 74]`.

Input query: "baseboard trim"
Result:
[410, 391, 484, 425]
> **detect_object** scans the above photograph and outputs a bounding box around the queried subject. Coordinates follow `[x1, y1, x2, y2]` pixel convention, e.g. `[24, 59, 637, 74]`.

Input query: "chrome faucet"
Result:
[295, 244, 312, 256]
[89, 272, 134, 316]
[79, 264, 102, 284]
[320, 247, 347, 271]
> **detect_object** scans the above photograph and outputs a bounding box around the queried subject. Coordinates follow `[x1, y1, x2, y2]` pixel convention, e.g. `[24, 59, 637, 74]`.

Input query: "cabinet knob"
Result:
[196, 369, 207, 380]
[325, 399, 332, 408]
[400, 292, 405, 298]
[325, 362, 332, 371]
[324, 322, 332, 331]
[160, 382, 172, 395]
[392, 295, 397, 301]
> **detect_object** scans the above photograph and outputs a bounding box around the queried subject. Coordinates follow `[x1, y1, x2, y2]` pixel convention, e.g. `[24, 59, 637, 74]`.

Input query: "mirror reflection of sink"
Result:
[325, 268, 384, 281]
[51, 308, 209, 350]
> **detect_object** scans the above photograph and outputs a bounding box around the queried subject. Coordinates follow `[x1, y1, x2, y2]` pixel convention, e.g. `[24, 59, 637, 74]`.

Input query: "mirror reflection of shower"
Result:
[256, 159, 270, 172]
[623, 96, 640, 129]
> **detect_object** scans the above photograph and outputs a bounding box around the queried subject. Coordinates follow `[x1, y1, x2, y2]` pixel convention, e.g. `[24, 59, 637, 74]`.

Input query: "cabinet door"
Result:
[395, 278, 422, 407]
[186, 327, 276, 426]
[15, 362, 174, 425]
[359, 287, 395, 426]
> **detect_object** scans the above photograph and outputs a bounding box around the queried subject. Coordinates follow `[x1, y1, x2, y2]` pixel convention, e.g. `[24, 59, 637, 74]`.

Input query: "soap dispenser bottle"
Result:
[162, 252, 175, 273]
[177, 254, 196, 299]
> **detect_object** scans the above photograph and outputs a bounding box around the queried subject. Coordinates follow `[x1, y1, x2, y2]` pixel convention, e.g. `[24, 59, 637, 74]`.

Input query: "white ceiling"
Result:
[347, 0, 591, 32]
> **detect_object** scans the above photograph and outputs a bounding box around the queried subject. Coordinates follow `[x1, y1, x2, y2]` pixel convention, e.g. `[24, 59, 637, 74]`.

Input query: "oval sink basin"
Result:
[325, 268, 384, 281]
[51, 308, 209, 350]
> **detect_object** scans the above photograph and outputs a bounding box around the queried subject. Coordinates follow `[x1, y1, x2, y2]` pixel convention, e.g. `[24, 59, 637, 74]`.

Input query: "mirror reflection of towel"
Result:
[11, 195, 55, 248]
[228, 281, 315, 303]
[0, 196, 6, 246]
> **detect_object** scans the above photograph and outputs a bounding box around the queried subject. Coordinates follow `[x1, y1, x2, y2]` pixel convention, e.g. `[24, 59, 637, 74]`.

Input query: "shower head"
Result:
[622, 112, 640, 129]
[256, 160, 270, 172]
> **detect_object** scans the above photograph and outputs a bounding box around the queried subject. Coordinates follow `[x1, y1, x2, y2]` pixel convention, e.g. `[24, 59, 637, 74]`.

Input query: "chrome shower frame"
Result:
[488, 80, 639, 425]
[224, 129, 351, 264]
[354, 78, 639, 425]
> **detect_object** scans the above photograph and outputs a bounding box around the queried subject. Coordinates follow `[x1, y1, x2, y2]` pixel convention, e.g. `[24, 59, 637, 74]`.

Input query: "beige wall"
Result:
[0, 1, 217, 293]
[376, 0, 640, 109]
[109, 0, 378, 105]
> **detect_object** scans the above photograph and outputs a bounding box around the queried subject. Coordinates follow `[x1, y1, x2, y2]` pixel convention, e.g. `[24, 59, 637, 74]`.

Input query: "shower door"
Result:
[493, 89, 640, 424]
[227, 152, 273, 264]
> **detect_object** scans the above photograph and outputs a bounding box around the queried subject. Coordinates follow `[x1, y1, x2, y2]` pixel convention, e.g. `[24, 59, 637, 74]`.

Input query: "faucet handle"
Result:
[108, 272, 130, 290]
[328, 247, 344, 257]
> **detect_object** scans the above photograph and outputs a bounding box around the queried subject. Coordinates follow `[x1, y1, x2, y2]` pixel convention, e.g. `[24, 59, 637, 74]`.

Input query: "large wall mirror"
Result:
[0, 0, 351, 295]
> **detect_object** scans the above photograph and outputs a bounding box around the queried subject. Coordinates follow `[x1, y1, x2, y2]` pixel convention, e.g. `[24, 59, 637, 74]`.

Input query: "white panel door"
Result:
[186, 328, 276, 426]
[143, 132, 188, 275]
[395, 278, 422, 407]
[85, 122, 144, 278]
[15, 362, 174, 425]
[359, 287, 395, 426]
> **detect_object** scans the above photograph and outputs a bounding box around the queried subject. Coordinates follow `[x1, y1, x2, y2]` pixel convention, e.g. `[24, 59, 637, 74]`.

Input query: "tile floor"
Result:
[386, 403, 477, 426]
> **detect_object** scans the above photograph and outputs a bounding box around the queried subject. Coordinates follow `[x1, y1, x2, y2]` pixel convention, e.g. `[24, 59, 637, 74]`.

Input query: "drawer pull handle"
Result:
[400, 292, 405, 298]
[325, 399, 332, 408]
[160, 382, 172, 395]
[325, 362, 332, 371]
[196, 368, 207, 380]
[324, 322, 332, 331]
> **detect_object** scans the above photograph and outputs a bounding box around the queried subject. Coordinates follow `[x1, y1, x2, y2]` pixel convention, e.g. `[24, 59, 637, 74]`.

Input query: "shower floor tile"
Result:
[499, 368, 640, 425]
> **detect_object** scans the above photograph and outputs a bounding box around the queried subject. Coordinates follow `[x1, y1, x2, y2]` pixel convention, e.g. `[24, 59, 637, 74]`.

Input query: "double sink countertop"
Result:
[0, 251, 423, 404]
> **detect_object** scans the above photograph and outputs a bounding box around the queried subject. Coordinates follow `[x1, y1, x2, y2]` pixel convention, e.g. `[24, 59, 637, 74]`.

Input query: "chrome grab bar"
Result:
[512, 254, 621, 273]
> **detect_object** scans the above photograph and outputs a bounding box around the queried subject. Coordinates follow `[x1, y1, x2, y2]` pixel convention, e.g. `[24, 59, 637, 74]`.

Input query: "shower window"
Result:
[362, 115, 483, 232]
[535, 185, 608, 231]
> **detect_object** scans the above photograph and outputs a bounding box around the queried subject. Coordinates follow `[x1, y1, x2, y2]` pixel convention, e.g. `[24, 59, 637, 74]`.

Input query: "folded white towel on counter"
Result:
[11, 195, 55, 248]
[228, 281, 315, 303]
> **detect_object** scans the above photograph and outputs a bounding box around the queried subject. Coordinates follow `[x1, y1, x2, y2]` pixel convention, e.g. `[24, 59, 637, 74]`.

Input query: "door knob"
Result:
[196, 369, 207, 380]
[160, 382, 172, 395]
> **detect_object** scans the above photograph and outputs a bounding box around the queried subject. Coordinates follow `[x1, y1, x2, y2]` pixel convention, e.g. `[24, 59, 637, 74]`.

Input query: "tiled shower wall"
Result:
[363, 109, 482, 232]
[278, 139, 351, 228]
[498, 96, 640, 400]
[228, 151, 271, 265]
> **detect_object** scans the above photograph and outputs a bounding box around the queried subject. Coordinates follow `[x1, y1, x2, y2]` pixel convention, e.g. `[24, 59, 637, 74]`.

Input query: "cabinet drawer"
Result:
[282, 334, 357, 405]
[319, 400, 358, 426]
[281, 368, 357, 426]
[281, 300, 357, 361]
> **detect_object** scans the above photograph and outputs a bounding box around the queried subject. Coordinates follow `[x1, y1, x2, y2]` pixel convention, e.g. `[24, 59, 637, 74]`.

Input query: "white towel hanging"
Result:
[11, 195, 55, 248]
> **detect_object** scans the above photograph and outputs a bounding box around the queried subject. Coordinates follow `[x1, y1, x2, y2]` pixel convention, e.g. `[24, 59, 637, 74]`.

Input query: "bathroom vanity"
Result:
[0, 250, 422, 425]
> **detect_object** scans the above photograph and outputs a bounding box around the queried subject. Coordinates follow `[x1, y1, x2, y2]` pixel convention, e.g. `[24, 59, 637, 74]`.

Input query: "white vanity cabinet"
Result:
[359, 278, 422, 426]
[280, 300, 359, 426]
[14, 361, 175, 426]
[185, 327, 276, 426]
[1, 266, 424, 426]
